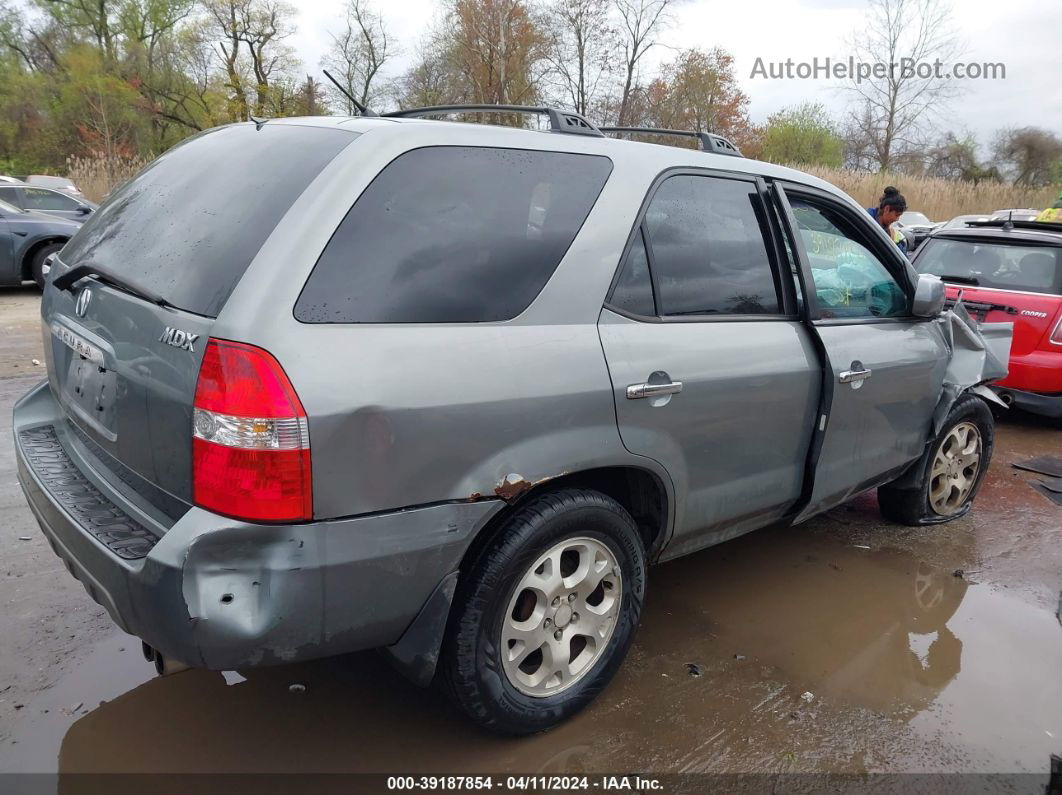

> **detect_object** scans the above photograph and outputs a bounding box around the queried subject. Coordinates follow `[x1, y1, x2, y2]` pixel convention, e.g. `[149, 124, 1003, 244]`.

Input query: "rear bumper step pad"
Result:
[18, 425, 158, 559]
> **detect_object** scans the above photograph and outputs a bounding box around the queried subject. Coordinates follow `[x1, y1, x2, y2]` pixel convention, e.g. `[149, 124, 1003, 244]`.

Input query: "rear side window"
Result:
[643, 175, 781, 316]
[23, 187, 78, 210]
[295, 146, 612, 323]
[60, 125, 356, 317]
[609, 229, 656, 317]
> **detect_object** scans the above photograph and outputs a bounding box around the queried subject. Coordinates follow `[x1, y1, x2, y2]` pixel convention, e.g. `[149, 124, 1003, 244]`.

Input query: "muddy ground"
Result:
[0, 285, 1060, 787]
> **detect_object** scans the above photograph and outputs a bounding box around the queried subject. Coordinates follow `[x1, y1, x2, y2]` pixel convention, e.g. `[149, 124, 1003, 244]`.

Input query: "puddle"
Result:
[1, 525, 1058, 778]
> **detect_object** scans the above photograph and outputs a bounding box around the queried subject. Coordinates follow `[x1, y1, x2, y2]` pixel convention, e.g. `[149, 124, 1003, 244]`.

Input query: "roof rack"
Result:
[964, 219, 1061, 233]
[600, 126, 744, 157]
[381, 104, 603, 137]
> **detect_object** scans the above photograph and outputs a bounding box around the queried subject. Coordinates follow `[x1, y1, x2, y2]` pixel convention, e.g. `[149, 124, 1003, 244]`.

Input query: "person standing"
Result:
[867, 186, 909, 255]
[1035, 191, 1062, 223]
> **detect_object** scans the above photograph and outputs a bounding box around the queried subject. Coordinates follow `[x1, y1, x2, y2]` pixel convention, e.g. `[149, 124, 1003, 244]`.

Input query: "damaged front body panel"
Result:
[875, 299, 1012, 512]
[932, 299, 1012, 432]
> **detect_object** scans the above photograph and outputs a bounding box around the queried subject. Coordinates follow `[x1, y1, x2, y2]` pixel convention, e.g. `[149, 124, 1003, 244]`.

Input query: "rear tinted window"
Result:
[295, 146, 612, 323]
[60, 125, 356, 316]
[609, 229, 656, 317]
[916, 238, 1062, 295]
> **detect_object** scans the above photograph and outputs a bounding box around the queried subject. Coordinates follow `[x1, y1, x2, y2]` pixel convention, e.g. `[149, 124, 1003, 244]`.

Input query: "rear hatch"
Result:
[43, 123, 357, 520]
[913, 235, 1062, 355]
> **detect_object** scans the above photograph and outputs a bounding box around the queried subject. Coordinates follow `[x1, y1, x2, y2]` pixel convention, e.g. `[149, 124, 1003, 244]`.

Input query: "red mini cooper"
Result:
[913, 220, 1062, 418]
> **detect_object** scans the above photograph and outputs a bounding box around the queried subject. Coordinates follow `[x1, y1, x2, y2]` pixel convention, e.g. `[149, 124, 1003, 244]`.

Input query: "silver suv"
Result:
[14, 107, 1010, 735]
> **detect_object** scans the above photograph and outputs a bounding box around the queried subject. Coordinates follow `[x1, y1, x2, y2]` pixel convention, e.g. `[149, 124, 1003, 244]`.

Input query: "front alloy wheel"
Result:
[877, 394, 995, 526]
[928, 421, 982, 516]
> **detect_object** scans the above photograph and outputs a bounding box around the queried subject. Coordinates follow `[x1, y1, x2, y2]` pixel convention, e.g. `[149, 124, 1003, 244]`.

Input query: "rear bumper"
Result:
[992, 387, 1062, 419]
[14, 380, 502, 670]
[993, 349, 1062, 417]
[996, 349, 1062, 392]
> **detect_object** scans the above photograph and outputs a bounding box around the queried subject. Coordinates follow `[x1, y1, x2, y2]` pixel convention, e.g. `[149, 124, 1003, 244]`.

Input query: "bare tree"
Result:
[444, 0, 549, 108]
[321, 0, 394, 113]
[294, 73, 328, 115]
[398, 37, 464, 108]
[236, 0, 297, 117]
[841, 0, 963, 172]
[119, 0, 197, 75]
[203, 0, 250, 120]
[613, 0, 675, 126]
[543, 0, 614, 117]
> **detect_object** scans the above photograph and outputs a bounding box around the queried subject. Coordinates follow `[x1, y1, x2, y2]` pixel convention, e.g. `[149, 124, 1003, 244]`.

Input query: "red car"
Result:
[913, 220, 1062, 418]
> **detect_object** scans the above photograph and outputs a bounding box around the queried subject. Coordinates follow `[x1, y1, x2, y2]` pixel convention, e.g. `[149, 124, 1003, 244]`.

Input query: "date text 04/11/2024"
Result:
[386, 776, 664, 791]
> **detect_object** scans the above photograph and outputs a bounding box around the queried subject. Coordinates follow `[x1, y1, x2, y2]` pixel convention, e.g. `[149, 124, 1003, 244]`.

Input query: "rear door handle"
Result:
[839, 368, 872, 383]
[626, 381, 683, 400]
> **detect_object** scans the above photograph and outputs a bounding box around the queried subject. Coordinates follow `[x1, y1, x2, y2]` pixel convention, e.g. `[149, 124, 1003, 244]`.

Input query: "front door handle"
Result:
[839, 367, 872, 384]
[626, 381, 683, 400]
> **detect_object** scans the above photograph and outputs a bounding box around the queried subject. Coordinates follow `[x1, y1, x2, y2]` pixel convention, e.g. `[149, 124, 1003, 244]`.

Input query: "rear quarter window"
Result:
[60, 124, 357, 317]
[294, 146, 613, 323]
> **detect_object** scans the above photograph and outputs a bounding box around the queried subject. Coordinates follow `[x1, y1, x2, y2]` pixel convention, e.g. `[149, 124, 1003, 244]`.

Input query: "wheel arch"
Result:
[381, 465, 671, 689]
[460, 465, 673, 578]
[20, 236, 68, 281]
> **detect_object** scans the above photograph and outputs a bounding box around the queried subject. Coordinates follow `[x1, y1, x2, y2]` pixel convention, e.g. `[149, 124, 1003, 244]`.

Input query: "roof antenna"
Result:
[1003, 210, 1014, 231]
[322, 70, 377, 117]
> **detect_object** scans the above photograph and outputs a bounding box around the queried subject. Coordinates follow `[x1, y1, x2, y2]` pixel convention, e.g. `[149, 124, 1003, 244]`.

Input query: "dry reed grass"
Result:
[60, 149, 1057, 223]
[796, 165, 1057, 221]
[65, 152, 151, 203]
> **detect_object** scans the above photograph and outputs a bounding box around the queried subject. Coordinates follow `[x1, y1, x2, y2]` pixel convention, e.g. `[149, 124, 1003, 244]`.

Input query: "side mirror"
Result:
[77, 205, 91, 215]
[912, 273, 946, 318]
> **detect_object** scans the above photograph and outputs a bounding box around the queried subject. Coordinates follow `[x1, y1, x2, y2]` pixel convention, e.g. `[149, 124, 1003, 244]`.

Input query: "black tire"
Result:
[439, 488, 646, 735]
[878, 393, 995, 526]
[30, 242, 64, 289]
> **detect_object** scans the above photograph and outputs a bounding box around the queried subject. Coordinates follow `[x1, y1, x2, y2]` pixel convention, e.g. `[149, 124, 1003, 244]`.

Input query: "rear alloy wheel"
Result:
[440, 489, 646, 735]
[501, 536, 622, 697]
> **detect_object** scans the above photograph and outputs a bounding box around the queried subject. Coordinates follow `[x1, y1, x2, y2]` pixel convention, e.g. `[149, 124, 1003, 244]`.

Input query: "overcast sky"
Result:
[288, 0, 1062, 147]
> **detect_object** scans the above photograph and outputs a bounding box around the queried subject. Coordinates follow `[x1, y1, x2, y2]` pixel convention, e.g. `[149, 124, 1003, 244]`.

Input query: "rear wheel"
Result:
[29, 242, 63, 289]
[878, 394, 994, 526]
[440, 488, 646, 735]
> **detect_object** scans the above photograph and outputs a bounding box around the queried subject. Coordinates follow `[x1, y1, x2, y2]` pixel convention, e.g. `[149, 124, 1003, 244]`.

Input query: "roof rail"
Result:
[600, 126, 743, 157]
[381, 104, 603, 137]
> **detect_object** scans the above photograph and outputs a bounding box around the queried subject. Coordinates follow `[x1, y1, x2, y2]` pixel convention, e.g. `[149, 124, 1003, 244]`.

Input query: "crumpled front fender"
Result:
[930, 298, 1012, 435]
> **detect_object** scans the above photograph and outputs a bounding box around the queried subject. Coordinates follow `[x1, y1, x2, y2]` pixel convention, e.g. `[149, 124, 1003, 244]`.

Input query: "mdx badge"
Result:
[160, 327, 199, 352]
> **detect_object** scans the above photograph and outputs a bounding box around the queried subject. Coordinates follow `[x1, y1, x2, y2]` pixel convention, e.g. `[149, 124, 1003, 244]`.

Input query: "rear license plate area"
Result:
[53, 324, 118, 439]
[64, 358, 118, 438]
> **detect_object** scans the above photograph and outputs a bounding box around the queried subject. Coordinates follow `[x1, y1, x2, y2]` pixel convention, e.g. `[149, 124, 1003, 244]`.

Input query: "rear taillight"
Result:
[192, 338, 311, 522]
[1051, 315, 1062, 345]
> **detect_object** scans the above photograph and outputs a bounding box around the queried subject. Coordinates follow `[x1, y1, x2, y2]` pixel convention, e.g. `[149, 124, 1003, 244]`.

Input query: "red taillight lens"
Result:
[1051, 315, 1062, 345]
[192, 339, 311, 522]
